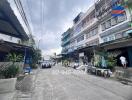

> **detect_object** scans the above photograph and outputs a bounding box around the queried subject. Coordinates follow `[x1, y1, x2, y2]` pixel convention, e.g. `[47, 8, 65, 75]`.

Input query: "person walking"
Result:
[120, 56, 127, 69]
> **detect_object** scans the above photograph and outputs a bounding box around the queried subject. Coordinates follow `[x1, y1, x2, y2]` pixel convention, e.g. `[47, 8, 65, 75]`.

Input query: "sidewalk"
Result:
[13, 69, 39, 100]
[0, 92, 15, 100]
[114, 67, 132, 85]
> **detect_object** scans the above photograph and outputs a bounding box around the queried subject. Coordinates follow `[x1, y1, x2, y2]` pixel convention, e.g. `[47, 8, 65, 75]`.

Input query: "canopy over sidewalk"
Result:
[0, 0, 29, 40]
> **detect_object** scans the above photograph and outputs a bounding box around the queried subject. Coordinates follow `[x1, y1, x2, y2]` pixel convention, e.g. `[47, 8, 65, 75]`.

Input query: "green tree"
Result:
[6, 53, 23, 64]
[1, 53, 23, 78]
[31, 48, 42, 68]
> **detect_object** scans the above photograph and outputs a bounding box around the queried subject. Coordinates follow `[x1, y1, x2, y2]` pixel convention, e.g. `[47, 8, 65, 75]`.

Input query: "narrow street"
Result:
[31, 64, 132, 100]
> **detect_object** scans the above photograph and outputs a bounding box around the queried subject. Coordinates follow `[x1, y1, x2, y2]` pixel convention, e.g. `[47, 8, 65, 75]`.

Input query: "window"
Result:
[109, 35, 115, 41]
[86, 27, 98, 39]
[115, 33, 122, 39]
[87, 31, 92, 38]
[103, 37, 108, 42]
[94, 27, 98, 35]
[86, 32, 90, 39]
[106, 20, 111, 29]
[74, 23, 82, 33]
[101, 23, 106, 31]
[82, 20, 86, 28]
[77, 35, 84, 43]
[111, 17, 117, 26]
[117, 14, 126, 23]
[91, 30, 94, 36]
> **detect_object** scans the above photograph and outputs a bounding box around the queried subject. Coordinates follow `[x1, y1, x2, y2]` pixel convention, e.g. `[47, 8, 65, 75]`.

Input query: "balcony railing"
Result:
[73, 18, 98, 38]
[61, 39, 70, 47]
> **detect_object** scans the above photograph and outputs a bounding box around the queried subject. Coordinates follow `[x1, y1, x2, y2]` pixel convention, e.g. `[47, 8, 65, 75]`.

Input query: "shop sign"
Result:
[79, 52, 84, 57]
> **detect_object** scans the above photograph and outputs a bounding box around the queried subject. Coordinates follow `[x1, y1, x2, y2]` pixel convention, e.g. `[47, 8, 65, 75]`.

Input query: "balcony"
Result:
[62, 32, 70, 39]
[100, 20, 130, 37]
[61, 39, 70, 47]
[73, 18, 98, 38]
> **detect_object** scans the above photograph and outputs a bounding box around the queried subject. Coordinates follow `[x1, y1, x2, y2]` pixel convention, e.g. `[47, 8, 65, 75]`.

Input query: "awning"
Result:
[77, 45, 97, 52]
[100, 37, 132, 50]
[0, 0, 29, 40]
[0, 40, 33, 53]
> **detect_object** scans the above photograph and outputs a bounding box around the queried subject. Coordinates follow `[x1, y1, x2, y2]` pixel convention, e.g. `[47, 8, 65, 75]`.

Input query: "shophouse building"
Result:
[61, 28, 73, 54]
[61, 0, 132, 66]
[62, 5, 99, 62]
[95, 0, 132, 67]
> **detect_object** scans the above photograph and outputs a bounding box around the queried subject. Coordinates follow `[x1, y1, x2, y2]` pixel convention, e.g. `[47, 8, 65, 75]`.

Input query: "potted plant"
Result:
[107, 56, 117, 71]
[0, 53, 22, 93]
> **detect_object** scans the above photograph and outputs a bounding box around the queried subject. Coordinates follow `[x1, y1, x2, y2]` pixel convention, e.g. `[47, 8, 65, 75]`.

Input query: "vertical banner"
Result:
[24, 48, 31, 65]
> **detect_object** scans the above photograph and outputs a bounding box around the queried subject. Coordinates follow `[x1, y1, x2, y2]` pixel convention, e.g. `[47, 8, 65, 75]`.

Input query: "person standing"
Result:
[120, 56, 127, 68]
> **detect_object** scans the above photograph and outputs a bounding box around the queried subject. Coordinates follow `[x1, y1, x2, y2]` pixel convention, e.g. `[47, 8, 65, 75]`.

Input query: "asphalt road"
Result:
[31, 64, 132, 100]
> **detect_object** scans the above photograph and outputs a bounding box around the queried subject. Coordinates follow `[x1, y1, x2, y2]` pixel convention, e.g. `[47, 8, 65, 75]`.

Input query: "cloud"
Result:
[42, 48, 62, 56]
[22, 0, 94, 56]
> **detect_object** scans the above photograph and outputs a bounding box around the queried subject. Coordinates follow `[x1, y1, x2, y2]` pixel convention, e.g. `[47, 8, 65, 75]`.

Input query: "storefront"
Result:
[0, 40, 33, 62]
[77, 45, 97, 64]
[100, 36, 132, 67]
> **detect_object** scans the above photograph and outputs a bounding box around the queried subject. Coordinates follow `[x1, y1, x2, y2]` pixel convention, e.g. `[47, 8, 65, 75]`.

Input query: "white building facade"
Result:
[95, 0, 131, 43]
[61, 0, 132, 66]
[61, 5, 99, 55]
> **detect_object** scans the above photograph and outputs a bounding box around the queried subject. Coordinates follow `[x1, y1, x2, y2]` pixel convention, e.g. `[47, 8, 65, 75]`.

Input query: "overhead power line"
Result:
[14, 0, 32, 35]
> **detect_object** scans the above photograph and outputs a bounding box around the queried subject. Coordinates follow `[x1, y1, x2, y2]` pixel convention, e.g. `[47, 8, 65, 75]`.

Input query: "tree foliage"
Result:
[6, 53, 23, 64]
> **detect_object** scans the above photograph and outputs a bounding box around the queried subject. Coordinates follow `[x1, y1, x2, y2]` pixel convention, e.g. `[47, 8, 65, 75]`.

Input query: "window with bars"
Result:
[86, 27, 98, 39]
[101, 13, 126, 31]
[103, 37, 108, 42]
[115, 33, 123, 39]
[111, 17, 118, 26]
[106, 20, 111, 29]
[101, 23, 106, 31]
[109, 35, 115, 41]
[117, 13, 126, 23]
[77, 35, 84, 43]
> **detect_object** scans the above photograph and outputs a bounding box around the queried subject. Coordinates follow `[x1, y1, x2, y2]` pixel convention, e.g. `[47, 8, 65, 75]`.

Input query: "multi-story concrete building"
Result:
[61, 5, 99, 62]
[61, 28, 73, 54]
[72, 6, 99, 49]
[95, 0, 132, 67]
[61, 0, 132, 66]
[95, 0, 131, 43]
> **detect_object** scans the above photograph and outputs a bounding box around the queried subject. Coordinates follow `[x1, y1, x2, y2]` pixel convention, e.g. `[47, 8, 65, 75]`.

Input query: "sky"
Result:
[21, 0, 94, 57]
